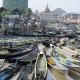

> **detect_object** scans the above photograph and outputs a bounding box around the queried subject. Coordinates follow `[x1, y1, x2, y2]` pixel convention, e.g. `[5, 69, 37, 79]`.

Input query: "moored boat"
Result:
[0, 59, 5, 69]
[0, 62, 21, 80]
[69, 69, 80, 80]
[0, 48, 32, 59]
[54, 46, 80, 65]
[17, 64, 34, 80]
[47, 56, 68, 80]
[34, 51, 47, 80]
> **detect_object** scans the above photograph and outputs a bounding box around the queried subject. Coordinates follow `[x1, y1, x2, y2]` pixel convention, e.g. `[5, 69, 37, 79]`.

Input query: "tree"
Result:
[0, 11, 11, 17]
[0, 7, 6, 12]
[0, 7, 11, 17]
[11, 9, 22, 15]
[26, 8, 33, 16]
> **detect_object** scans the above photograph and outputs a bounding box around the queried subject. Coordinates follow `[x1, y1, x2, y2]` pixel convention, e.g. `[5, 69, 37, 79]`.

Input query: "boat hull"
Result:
[34, 52, 47, 79]
[69, 69, 80, 80]
[47, 57, 68, 80]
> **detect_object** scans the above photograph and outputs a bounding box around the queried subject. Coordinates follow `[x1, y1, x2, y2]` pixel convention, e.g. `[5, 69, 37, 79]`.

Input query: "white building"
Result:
[39, 5, 66, 23]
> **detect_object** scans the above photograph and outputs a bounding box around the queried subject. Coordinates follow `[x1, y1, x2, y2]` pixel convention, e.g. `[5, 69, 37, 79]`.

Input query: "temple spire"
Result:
[45, 4, 51, 13]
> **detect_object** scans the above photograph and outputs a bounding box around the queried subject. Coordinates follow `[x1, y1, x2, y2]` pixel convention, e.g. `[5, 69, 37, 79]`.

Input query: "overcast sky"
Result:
[0, 0, 80, 13]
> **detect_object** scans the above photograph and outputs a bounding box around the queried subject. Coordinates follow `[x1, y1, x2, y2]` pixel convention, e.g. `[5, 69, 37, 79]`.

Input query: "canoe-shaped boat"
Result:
[54, 46, 80, 79]
[47, 56, 68, 80]
[46, 69, 56, 80]
[0, 48, 32, 59]
[8, 48, 38, 65]
[59, 48, 80, 66]
[0, 59, 4, 68]
[7, 48, 19, 52]
[55, 54, 80, 74]
[7, 45, 35, 52]
[10, 66, 25, 80]
[17, 64, 34, 80]
[54, 46, 80, 65]
[62, 46, 80, 59]
[0, 63, 21, 80]
[34, 51, 47, 80]
[62, 47, 80, 63]
[62, 47, 78, 55]
[69, 69, 80, 80]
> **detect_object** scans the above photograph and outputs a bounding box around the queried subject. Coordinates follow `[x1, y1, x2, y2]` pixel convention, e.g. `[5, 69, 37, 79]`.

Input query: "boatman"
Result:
[42, 40, 54, 58]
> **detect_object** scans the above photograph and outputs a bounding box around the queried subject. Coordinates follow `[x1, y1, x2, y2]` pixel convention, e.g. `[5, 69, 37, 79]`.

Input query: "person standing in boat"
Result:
[42, 40, 54, 58]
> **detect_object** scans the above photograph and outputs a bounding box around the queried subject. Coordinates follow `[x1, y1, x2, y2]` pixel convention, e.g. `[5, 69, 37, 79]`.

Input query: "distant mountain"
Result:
[52, 8, 67, 15]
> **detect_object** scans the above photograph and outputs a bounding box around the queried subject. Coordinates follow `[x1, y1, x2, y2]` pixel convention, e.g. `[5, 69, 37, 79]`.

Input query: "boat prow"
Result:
[34, 52, 47, 79]
[47, 56, 68, 80]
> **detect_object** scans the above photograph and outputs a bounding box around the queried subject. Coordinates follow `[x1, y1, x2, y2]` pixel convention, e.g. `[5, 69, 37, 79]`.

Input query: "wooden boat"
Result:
[54, 46, 80, 65]
[0, 62, 21, 80]
[61, 48, 80, 65]
[62, 47, 79, 56]
[47, 56, 68, 80]
[62, 47, 80, 62]
[34, 51, 47, 80]
[60, 58, 80, 73]
[7, 45, 35, 52]
[17, 64, 34, 80]
[0, 48, 32, 59]
[54, 46, 80, 79]
[54, 54, 80, 73]
[10, 66, 25, 80]
[8, 48, 38, 65]
[63, 46, 78, 53]
[0, 59, 4, 68]
[46, 69, 56, 80]
[7, 48, 20, 52]
[69, 69, 80, 80]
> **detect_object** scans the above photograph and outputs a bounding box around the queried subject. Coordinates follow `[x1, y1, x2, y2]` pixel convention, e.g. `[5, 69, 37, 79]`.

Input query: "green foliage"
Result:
[26, 8, 33, 16]
[0, 11, 11, 17]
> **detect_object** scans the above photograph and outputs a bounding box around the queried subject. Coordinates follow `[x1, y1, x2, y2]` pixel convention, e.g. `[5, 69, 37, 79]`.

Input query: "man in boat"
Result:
[42, 40, 54, 58]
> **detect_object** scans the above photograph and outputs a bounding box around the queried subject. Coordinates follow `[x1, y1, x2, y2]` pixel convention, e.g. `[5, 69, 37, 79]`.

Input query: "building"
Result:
[3, 0, 28, 11]
[40, 5, 66, 23]
[63, 13, 80, 24]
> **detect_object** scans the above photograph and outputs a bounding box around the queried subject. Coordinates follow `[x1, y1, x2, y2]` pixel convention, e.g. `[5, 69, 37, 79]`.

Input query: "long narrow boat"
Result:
[69, 69, 80, 80]
[34, 51, 47, 80]
[62, 47, 80, 59]
[61, 48, 80, 65]
[0, 59, 5, 68]
[54, 53, 80, 73]
[54, 46, 80, 65]
[7, 45, 35, 52]
[10, 66, 25, 80]
[17, 64, 34, 80]
[47, 56, 68, 80]
[62, 47, 78, 55]
[46, 69, 56, 80]
[54, 46, 80, 79]
[0, 62, 21, 80]
[54, 54, 80, 80]
[0, 48, 32, 59]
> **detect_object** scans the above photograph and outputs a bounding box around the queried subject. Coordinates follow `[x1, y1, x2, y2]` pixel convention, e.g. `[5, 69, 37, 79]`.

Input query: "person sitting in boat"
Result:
[42, 40, 54, 58]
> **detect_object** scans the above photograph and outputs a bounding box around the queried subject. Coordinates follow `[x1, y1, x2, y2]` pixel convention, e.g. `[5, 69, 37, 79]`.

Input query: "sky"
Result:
[0, 0, 80, 13]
